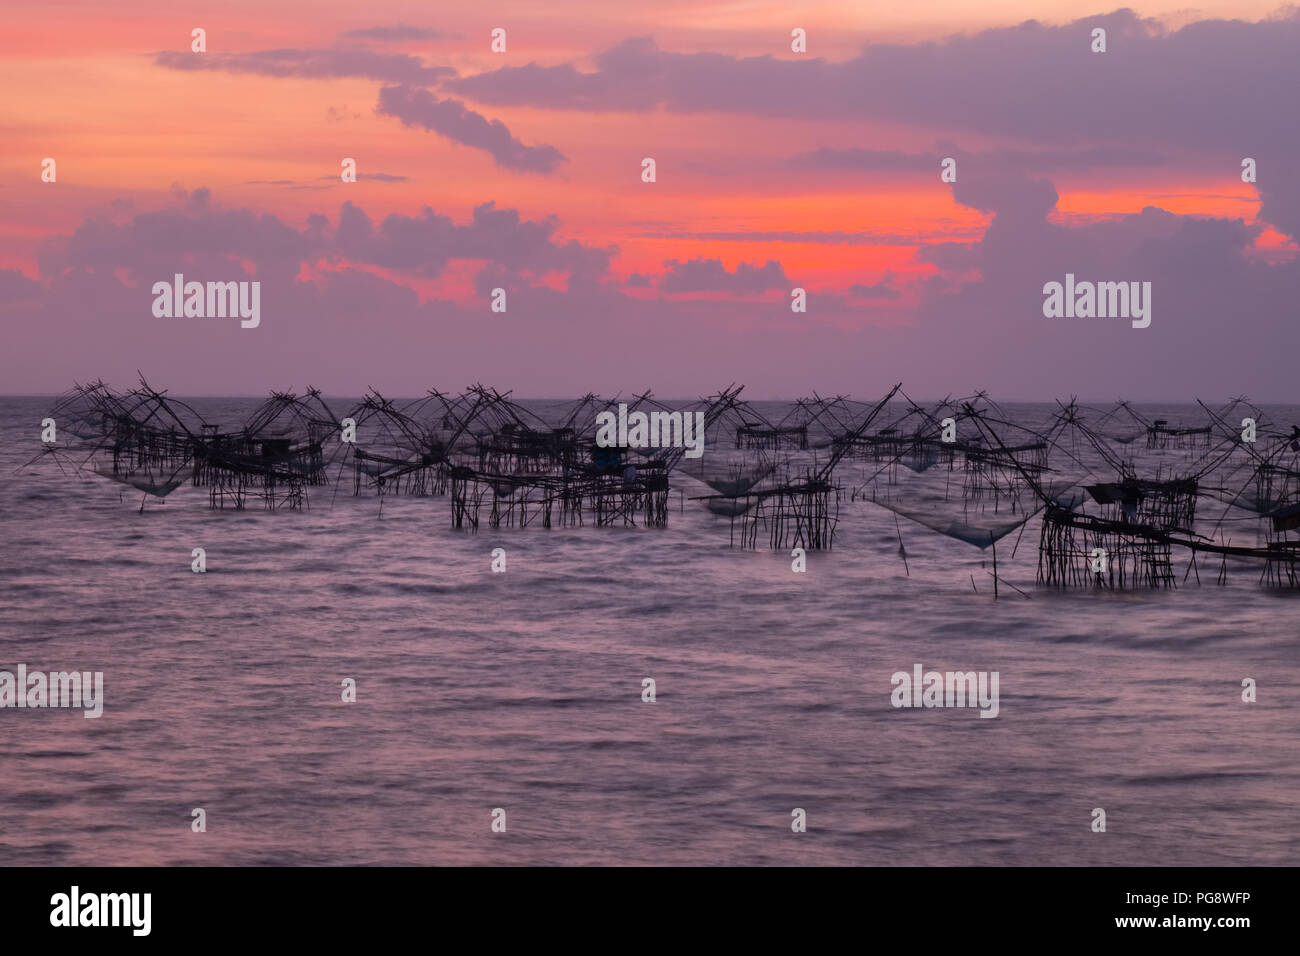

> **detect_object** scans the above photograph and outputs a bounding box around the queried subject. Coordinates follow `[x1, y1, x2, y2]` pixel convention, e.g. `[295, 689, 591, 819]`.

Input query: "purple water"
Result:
[1, 397, 1297, 865]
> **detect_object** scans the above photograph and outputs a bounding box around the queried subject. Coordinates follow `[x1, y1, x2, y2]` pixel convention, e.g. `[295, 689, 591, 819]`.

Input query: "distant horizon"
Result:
[6, 390, 1299, 407]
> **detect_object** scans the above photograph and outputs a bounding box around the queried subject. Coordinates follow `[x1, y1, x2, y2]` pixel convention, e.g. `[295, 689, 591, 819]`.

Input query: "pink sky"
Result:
[2, 2, 1297, 398]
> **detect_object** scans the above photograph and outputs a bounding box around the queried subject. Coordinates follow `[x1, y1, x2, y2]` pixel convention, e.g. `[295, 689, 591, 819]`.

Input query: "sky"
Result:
[1, 2, 1297, 399]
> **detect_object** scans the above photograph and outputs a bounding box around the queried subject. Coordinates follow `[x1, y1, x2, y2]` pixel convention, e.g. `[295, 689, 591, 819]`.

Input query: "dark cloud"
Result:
[32, 190, 611, 288]
[0, 269, 43, 302]
[658, 257, 789, 293]
[791, 145, 1167, 173]
[448, 12, 1300, 241]
[7, 131, 1300, 400]
[155, 48, 454, 85]
[336, 199, 611, 278]
[638, 229, 953, 246]
[850, 274, 901, 300]
[154, 44, 566, 176]
[915, 241, 982, 272]
[953, 169, 1060, 223]
[447, 13, 1295, 139]
[375, 85, 566, 174]
[899, 166, 1300, 398]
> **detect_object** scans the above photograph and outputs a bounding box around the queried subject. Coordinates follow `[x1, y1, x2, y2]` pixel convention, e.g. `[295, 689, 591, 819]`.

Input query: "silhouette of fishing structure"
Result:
[198, 388, 339, 510]
[691, 384, 903, 550]
[447, 385, 745, 531]
[33, 380, 1300, 591]
[40, 377, 342, 511]
[342, 388, 470, 498]
[959, 398, 1296, 590]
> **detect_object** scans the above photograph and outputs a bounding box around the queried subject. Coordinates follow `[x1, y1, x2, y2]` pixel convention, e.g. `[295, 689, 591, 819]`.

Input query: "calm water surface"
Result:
[0, 398, 1296, 865]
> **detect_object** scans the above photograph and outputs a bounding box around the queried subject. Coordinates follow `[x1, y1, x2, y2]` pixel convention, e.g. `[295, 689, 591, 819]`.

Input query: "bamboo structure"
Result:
[34, 378, 1300, 592]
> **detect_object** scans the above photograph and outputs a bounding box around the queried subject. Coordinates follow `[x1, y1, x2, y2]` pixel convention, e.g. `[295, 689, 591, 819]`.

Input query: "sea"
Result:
[0, 396, 1296, 866]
